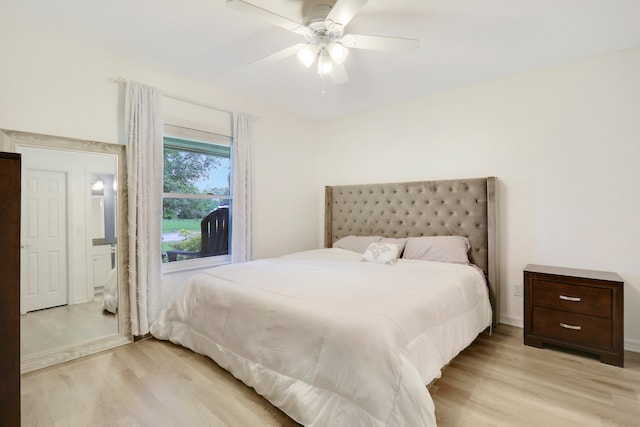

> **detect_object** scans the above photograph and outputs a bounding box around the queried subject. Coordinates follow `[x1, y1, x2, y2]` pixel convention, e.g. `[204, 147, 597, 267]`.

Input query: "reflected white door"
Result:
[21, 169, 68, 312]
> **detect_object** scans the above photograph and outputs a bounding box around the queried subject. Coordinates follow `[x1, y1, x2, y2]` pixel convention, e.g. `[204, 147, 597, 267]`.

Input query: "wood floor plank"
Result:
[21, 325, 640, 426]
[431, 326, 640, 427]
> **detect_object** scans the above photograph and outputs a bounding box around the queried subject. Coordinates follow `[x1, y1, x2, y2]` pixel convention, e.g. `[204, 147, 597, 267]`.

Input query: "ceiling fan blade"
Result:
[252, 44, 303, 66]
[342, 34, 419, 52]
[326, 0, 369, 27]
[330, 64, 350, 85]
[226, 0, 306, 34]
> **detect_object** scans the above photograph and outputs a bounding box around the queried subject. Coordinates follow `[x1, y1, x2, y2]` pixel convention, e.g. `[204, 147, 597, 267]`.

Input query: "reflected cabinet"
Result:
[0, 152, 21, 426]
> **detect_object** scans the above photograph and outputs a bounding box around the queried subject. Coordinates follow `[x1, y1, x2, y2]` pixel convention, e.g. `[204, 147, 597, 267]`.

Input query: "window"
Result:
[162, 125, 232, 265]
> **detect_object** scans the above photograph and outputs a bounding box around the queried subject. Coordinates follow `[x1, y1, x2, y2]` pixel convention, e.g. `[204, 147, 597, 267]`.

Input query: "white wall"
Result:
[0, 18, 322, 303]
[317, 48, 640, 351]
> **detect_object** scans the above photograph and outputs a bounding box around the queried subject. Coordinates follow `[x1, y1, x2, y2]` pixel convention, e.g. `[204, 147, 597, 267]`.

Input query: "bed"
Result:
[151, 177, 499, 426]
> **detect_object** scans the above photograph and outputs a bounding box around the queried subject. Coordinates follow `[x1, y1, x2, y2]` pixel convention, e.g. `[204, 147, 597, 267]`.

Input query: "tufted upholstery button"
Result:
[327, 178, 489, 274]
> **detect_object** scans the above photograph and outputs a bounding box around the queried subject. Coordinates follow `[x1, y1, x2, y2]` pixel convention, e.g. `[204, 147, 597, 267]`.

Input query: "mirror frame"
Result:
[0, 129, 131, 373]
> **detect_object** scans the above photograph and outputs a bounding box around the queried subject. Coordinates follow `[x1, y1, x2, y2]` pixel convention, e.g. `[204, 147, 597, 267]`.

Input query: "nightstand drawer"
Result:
[532, 306, 612, 348]
[531, 280, 611, 317]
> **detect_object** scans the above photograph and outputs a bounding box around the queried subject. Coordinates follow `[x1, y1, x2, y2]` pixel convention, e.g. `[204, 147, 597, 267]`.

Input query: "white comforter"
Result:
[151, 248, 492, 426]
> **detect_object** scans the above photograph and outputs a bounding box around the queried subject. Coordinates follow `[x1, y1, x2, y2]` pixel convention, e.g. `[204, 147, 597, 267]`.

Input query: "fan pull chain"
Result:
[321, 73, 326, 96]
[318, 50, 327, 96]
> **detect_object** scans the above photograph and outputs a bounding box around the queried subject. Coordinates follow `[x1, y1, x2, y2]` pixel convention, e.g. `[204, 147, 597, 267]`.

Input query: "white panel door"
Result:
[21, 169, 68, 312]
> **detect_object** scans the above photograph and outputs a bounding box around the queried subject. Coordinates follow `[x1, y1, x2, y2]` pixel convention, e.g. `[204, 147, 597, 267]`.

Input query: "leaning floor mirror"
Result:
[0, 129, 131, 373]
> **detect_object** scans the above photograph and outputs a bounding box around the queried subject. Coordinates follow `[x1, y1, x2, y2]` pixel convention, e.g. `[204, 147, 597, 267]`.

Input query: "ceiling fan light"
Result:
[327, 42, 349, 65]
[317, 53, 333, 76]
[297, 44, 319, 68]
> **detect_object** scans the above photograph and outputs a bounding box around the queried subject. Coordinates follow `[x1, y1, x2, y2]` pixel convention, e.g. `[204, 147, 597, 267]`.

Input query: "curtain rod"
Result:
[109, 76, 242, 117]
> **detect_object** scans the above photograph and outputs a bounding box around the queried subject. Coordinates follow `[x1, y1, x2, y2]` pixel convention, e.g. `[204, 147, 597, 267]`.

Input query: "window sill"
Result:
[162, 254, 231, 274]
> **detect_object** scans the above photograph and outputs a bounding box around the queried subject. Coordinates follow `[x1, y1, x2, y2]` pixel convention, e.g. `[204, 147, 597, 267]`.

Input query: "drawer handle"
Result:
[559, 295, 581, 302]
[560, 322, 582, 331]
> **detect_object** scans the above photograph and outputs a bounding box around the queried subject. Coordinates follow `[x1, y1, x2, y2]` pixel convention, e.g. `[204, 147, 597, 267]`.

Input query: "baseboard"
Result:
[134, 332, 152, 342]
[498, 314, 523, 328]
[625, 337, 640, 353]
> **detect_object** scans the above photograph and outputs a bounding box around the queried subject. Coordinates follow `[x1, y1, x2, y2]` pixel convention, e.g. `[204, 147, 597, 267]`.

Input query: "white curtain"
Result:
[125, 81, 163, 336]
[231, 112, 256, 263]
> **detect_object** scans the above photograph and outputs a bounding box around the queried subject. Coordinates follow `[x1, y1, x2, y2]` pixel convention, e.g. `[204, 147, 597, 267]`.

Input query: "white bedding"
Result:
[151, 248, 492, 426]
[101, 267, 117, 314]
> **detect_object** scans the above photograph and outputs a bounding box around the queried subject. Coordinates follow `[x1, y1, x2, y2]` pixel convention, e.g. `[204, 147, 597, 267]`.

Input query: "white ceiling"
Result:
[3, 0, 640, 120]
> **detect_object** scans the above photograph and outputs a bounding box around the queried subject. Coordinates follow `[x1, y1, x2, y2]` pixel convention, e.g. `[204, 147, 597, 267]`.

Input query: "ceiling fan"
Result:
[226, 0, 420, 85]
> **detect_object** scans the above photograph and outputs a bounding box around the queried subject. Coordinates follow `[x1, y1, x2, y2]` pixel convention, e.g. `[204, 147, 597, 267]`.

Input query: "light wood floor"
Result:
[21, 299, 118, 358]
[430, 326, 640, 427]
[21, 325, 640, 426]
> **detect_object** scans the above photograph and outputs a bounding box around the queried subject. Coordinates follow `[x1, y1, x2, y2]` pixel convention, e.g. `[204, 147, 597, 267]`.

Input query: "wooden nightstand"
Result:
[524, 264, 624, 367]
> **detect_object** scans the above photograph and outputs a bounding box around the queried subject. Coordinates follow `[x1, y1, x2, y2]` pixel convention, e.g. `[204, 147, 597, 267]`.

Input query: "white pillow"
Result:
[332, 235, 382, 253]
[381, 237, 408, 255]
[361, 242, 400, 265]
[402, 236, 471, 264]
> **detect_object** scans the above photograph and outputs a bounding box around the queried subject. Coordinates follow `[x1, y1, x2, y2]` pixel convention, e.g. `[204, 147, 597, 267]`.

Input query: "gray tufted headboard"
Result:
[324, 177, 500, 326]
